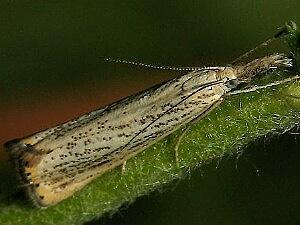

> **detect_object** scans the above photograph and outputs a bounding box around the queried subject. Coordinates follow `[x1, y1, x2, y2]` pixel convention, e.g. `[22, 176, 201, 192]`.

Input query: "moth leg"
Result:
[229, 75, 299, 96]
[174, 116, 207, 166]
[173, 100, 224, 167]
[174, 126, 191, 167]
[121, 161, 127, 175]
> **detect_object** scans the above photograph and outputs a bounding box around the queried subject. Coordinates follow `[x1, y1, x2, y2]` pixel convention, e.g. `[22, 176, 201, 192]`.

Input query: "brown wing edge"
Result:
[4, 139, 46, 208]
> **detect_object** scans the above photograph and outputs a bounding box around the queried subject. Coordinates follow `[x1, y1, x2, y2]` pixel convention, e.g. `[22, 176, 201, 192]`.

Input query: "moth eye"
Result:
[225, 78, 238, 89]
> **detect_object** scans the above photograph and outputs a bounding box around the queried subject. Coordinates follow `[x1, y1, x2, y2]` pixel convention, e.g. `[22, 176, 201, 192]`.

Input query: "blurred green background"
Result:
[0, 1, 299, 225]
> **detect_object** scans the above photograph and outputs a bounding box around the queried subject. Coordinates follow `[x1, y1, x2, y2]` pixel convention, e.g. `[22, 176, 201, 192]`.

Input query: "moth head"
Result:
[217, 67, 240, 90]
[224, 78, 239, 90]
[235, 54, 293, 80]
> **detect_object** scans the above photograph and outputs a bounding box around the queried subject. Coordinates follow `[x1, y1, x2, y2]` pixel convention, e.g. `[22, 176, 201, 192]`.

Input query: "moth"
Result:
[4, 53, 294, 208]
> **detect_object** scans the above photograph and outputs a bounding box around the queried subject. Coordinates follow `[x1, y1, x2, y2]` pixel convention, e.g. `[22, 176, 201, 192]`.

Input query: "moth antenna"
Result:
[102, 57, 205, 71]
